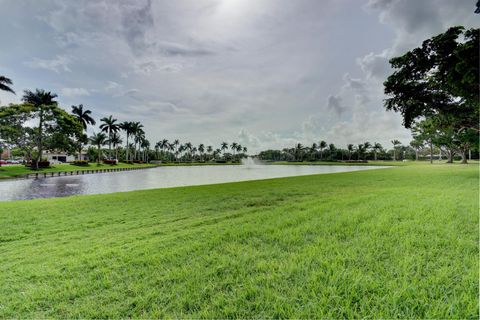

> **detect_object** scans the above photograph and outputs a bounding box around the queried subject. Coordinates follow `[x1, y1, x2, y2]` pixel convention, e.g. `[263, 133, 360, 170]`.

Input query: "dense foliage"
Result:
[384, 26, 479, 163]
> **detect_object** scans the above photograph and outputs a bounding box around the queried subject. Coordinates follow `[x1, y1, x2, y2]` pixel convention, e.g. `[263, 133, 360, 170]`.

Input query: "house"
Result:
[44, 151, 87, 163]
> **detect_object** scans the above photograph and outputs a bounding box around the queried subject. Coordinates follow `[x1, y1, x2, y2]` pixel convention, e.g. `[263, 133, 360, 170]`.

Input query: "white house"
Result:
[44, 151, 88, 163]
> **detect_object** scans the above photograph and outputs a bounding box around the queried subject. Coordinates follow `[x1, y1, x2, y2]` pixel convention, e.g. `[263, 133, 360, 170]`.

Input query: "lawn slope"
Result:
[0, 164, 477, 318]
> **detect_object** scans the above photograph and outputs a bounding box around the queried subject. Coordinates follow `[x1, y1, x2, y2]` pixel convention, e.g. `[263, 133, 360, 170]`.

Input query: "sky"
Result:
[0, 0, 477, 152]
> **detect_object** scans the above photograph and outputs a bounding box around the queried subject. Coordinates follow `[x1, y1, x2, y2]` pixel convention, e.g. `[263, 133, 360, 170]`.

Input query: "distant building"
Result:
[44, 151, 88, 163]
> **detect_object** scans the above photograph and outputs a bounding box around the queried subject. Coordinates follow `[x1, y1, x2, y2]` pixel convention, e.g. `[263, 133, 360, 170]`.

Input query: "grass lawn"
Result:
[0, 162, 156, 180]
[267, 160, 479, 166]
[0, 164, 477, 318]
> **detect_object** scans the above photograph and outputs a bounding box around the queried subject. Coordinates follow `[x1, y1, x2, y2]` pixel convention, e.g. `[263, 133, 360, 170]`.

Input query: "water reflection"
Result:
[0, 165, 387, 201]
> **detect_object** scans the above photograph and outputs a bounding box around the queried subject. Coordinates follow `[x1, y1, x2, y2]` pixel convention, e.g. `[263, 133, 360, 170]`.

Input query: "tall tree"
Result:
[409, 139, 423, 161]
[221, 142, 228, 158]
[130, 122, 144, 160]
[391, 139, 401, 161]
[99, 115, 119, 159]
[384, 26, 479, 143]
[71, 104, 96, 161]
[319, 140, 327, 160]
[22, 89, 74, 169]
[119, 121, 134, 161]
[89, 132, 107, 164]
[198, 144, 205, 161]
[109, 132, 122, 161]
[372, 142, 382, 161]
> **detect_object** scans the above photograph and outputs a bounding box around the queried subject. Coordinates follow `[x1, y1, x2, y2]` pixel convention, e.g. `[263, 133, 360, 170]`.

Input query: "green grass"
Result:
[0, 162, 156, 180]
[0, 164, 477, 318]
[268, 160, 479, 167]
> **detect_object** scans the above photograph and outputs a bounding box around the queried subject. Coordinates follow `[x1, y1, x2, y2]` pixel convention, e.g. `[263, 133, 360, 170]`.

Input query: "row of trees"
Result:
[0, 82, 249, 166]
[258, 140, 411, 162]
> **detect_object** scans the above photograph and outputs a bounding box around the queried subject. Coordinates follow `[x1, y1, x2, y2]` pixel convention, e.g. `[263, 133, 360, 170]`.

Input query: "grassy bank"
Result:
[267, 160, 479, 166]
[0, 164, 477, 318]
[0, 162, 156, 180]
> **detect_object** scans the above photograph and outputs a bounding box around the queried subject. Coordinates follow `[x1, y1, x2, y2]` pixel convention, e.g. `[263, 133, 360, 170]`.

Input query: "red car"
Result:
[0, 160, 7, 165]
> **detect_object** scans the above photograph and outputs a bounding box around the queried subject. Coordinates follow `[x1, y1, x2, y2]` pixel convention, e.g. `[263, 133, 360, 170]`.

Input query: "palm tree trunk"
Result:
[35, 107, 44, 170]
[374, 151, 377, 161]
[429, 141, 433, 164]
[108, 129, 112, 159]
[125, 134, 129, 161]
[97, 145, 101, 164]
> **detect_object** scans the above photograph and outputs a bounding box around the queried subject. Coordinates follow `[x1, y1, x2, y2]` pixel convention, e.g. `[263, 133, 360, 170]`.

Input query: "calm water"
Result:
[0, 164, 387, 201]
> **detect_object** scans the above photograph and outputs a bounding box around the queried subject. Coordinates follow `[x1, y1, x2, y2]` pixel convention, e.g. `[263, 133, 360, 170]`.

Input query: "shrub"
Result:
[103, 159, 118, 165]
[215, 160, 227, 163]
[26, 161, 50, 168]
[133, 160, 143, 164]
[71, 160, 89, 166]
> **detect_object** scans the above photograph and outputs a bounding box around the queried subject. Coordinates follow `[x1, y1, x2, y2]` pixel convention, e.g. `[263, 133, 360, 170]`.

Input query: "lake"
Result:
[0, 164, 388, 201]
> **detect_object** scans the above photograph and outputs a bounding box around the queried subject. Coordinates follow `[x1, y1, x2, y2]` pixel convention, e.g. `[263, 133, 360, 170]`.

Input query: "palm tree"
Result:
[100, 115, 119, 159]
[173, 139, 180, 161]
[154, 141, 161, 160]
[319, 140, 327, 160]
[207, 145, 213, 161]
[71, 104, 96, 161]
[294, 143, 304, 161]
[347, 144, 354, 160]
[198, 144, 205, 161]
[236, 144, 242, 159]
[221, 142, 228, 158]
[372, 142, 382, 161]
[391, 139, 401, 161]
[363, 142, 371, 160]
[243, 146, 247, 154]
[22, 89, 58, 169]
[0, 75, 15, 94]
[130, 122, 144, 160]
[356, 144, 365, 160]
[89, 132, 107, 164]
[167, 143, 175, 161]
[178, 144, 185, 161]
[140, 138, 150, 162]
[119, 121, 134, 161]
[230, 142, 238, 160]
[109, 132, 123, 160]
[215, 148, 221, 160]
[310, 143, 318, 160]
[158, 139, 169, 160]
[184, 142, 192, 161]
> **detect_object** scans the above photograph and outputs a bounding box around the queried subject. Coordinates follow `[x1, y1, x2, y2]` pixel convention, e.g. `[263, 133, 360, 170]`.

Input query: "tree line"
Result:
[0, 84, 248, 168]
[257, 139, 441, 162]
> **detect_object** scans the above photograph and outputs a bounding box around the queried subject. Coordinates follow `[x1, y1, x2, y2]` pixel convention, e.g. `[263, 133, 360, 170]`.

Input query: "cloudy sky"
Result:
[0, 0, 477, 152]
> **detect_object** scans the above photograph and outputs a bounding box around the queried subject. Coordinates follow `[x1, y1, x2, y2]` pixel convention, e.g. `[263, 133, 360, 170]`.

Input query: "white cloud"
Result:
[60, 87, 89, 97]
[1, 0, 477, 152]
[24, 55, 71, 73]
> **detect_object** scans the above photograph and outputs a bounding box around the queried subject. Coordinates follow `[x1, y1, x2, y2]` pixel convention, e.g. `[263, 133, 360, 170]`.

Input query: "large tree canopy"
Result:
[384, 26, 479, 132]
[0, 103, 83, 164]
